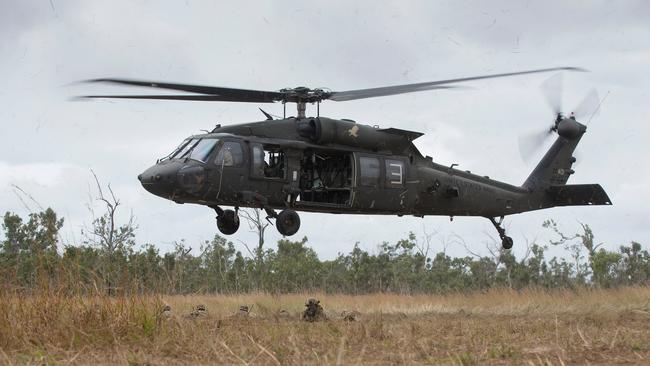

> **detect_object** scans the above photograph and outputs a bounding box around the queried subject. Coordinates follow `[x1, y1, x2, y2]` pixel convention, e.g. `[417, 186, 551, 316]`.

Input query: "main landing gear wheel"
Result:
[487, 216, 513, 250]
[217, 209, 240, 235]
[276, 209, 300, 236]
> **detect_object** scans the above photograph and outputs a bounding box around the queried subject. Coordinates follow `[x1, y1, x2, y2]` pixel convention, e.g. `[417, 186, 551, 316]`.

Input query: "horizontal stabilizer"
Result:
[547, 184, 612, 207]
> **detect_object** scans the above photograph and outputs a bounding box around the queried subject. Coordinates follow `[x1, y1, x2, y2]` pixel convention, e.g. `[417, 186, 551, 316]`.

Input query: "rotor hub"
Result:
[278, 87, 329, 104]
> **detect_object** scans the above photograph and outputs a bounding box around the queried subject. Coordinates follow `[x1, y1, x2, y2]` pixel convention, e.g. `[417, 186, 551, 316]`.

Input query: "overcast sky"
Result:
[1, 0, 648, 260]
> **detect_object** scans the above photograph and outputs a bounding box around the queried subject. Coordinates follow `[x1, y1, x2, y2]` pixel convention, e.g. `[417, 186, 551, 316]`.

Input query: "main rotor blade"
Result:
[83, 78, 284, 102]
[77, 94, 276, 103]
[328, 67, 586, 102]
[328, 85, 459, 101]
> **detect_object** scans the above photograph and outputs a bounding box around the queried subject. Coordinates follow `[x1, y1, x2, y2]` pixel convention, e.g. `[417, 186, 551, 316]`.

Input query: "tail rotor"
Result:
[519, 73, 601, 163]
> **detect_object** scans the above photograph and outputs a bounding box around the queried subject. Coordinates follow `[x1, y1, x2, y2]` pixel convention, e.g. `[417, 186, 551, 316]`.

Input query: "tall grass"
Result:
[0, 293, 159, 349]
[160, 286, 650, 316]
[1, 286, 649, 364]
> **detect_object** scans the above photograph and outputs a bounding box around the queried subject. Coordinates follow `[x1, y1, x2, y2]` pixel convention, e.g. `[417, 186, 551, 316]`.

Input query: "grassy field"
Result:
[1, 288, 650, 365]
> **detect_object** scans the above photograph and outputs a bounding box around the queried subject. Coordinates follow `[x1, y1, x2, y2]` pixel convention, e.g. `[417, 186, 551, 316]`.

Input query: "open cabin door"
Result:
[295, 149, 355, 208]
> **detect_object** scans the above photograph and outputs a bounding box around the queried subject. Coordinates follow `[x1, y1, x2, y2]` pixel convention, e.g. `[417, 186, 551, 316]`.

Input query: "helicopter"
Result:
[79, 67, 611, 249]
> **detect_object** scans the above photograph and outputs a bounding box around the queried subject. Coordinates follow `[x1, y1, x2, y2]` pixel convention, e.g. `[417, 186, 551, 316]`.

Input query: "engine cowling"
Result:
[296, 117, 409, 152]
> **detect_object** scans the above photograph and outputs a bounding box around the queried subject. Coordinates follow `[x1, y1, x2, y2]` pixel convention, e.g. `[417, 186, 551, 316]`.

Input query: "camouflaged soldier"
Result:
[237, 305, 250, 316]
[187, 304, 208, 318]
[302, 298, 327, 322]
[341, 310, 361, 322]
[161, 304, 172, 319]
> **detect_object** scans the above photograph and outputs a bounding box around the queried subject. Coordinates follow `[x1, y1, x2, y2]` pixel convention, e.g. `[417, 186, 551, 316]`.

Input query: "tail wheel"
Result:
[217, 209, 240, 235]
[276, 209, 300, 236]
[501, 236, 514, 250]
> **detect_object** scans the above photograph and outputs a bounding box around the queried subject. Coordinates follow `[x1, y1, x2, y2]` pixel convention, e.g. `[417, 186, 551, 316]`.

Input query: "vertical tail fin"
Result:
[522, 119, 585, 190]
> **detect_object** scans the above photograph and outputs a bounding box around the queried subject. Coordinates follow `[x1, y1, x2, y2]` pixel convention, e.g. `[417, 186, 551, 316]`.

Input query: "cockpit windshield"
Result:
[188, 138, 219, 162]
[175, 139, 198, 159]
[159, 139, 191, 162]
[160, 138, 219, 163]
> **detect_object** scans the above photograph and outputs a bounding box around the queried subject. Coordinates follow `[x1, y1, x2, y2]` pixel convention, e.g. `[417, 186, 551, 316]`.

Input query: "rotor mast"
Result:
[297, 101, 306, 119]
[280, 86, 326, 119]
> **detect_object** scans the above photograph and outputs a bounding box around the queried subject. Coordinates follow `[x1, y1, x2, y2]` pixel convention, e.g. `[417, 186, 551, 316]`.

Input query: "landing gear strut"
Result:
[213, 206, 240, 235]
[487, 216, 513, 250]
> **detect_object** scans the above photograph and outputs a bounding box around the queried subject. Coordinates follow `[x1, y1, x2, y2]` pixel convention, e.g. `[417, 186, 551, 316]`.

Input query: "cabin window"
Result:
[359, 156, 380, 186]
[385, 159, 404, 187]
[215, 141, 243, 167]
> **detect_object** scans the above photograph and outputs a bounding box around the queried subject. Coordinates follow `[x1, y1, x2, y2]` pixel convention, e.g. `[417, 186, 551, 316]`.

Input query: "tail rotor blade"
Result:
[524, 73, 597, 164]
[540, 73, 564, 115]
[518, 128, 554, 163]
[572, 89, 600, 122]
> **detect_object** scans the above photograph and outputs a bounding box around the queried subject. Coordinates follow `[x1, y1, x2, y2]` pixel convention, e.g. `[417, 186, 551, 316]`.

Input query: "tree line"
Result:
[1, 207, 648, 295]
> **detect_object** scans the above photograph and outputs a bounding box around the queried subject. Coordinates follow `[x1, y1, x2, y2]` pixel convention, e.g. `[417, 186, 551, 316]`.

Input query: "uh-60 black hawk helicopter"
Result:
[80, 66, 611, 249]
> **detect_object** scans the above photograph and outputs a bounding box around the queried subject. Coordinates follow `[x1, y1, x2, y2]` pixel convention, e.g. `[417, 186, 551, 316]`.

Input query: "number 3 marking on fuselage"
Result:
[390, 163, 402, 185]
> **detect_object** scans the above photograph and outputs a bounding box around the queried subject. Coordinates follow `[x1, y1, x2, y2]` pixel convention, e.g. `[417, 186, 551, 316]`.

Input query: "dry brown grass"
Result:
[1, 287, 650, 365]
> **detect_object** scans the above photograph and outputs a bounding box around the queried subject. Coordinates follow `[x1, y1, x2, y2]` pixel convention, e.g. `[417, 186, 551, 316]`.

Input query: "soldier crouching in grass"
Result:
[302, 298, 327, 322]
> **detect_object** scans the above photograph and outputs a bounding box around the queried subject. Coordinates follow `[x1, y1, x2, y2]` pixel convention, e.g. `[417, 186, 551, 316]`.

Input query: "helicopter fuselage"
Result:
[138, 117, 552, 219]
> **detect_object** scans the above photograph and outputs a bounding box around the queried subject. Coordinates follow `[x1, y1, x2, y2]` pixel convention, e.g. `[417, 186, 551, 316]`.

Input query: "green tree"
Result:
[591, 249, 622, 287]
[619, 242, 649, 285]
[128, 244, 164, 293]
[544, 219, 599, 284]
[270, 236, 321, 292]
[201, 234, 238, 293]
[1, 208, 63, 288]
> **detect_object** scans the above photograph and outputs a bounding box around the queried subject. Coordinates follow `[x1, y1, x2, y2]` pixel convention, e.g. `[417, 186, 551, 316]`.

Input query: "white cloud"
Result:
[0, 161, 69, 188]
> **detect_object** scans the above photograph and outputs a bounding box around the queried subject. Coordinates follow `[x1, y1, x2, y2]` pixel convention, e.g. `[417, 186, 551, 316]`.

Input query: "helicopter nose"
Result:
[177, 165, 207, 194]
[138, 162, 182, 198]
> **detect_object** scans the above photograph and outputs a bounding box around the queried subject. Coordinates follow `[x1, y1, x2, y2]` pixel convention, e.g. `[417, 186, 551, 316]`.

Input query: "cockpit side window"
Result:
[215, 141, 244, 167]
[251, 144, 285, 179]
